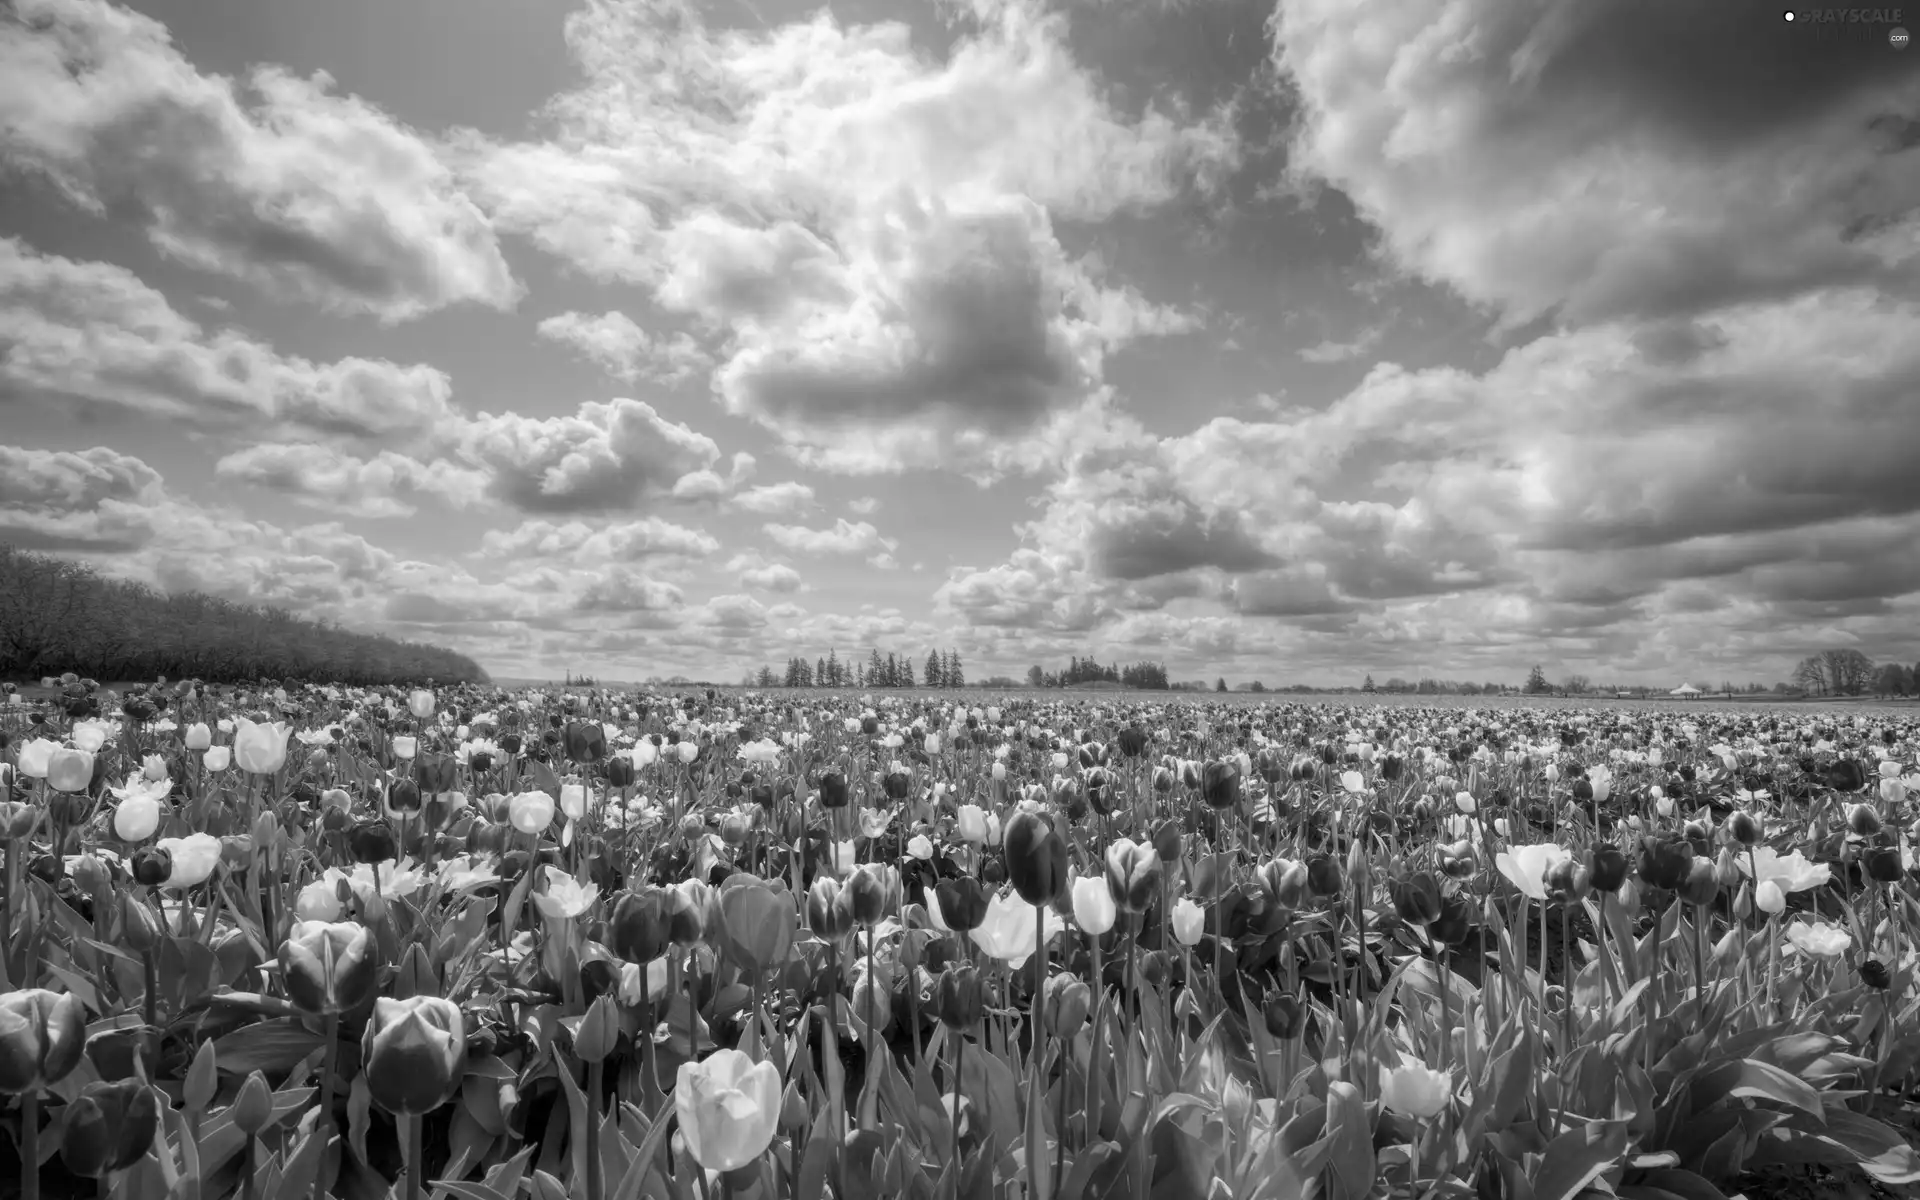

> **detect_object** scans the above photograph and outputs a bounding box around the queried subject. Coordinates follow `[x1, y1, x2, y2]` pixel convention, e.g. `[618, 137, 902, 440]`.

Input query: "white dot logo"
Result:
[1892, 26, 1911, 48]
[1783, 8, 1795, 18]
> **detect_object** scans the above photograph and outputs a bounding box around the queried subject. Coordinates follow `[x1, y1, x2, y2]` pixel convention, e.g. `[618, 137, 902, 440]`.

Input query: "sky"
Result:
[2, 0, 1917, 688]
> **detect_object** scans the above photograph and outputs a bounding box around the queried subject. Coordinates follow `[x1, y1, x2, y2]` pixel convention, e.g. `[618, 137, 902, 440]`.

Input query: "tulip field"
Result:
[4, 677, 1920, 1200]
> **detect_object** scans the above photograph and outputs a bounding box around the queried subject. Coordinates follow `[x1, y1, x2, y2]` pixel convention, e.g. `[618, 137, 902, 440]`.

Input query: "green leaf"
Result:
[1530, 1119, 1629, 1200]
[185, 1038, 219, 1115]
[1624, 1169, 1727, 1200]
[212, 1017, 327, 1075]
[1321, 1081, 1375, 1200]
[1686, 1058, 1824, 1122]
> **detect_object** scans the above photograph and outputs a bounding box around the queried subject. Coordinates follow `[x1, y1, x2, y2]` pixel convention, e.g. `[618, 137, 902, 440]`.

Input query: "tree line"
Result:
[0, 543, 489, 686]
[1025, 657, 1171, 690]
[752, 648, 967, 689]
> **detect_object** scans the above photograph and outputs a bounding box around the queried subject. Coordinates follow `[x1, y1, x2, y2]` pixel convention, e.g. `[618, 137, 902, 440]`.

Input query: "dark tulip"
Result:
[60, 1079, 161, 1177]
[606, 756, 636, 788]
[1848, 804, 1883, 837]
[1262, 993, 1306, 1040]
[819, 772, 849, 809]
[1638, 836, 1694, 892]
[1391, 871, 1442, 926]
[1150, 819, 1183, 866]
[131, 846, 171, 887]
[348, 819, 398, 864]
[84, 1025, 162, 1082]
[414, 752, 459, 794]
[934, 876, 990, 933]
[1589, 845, 1630, 893]
[1117, 727, 1149, 759]
[1860, 959, 1892, 989]
[1680, 858, 1719, 907]
[1430, 894, 1475, 947]
[1379, 754, 1403, 782]
[386, 778, 424, 817]
[883, 771, 911, 802]
[608, 890, 671, 964]
[563, 722, 607, 765]
[860, 716, 879, 736]
[1727, 811, 1761, 846]
[1201, 760, 1241, 810]
[1862, 846, 1903, 884]
[845, 865, 889, 926]
[1002, 812, 1067, 906]
[1305, 853, 1342, 900]
[499, 734, 523, 756]
[933, 963, 986, 1030]
[1825, 759, 1867, 793]
[981, 858, 1007, 887]
[1139, 950, 1171, 988]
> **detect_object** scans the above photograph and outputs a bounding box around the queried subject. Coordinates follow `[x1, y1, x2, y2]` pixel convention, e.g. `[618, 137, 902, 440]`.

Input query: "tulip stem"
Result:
[949, 1030, 965, 1200]
[315, 1012, 340, 1200]
[21, 1090, 38, 1200]
[143, 951, 159, 1028]
[406, 1113, 424, 1200]
[1087, 936, 1105, 1146]
[1028, 901, 1049, 1200]
[586, 1060, 605, 1200]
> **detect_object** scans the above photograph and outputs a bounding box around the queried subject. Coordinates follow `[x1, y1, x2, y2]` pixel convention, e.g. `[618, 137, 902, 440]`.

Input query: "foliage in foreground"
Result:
[0, 544, 489, 686]
[1, 682, 1919, 1200]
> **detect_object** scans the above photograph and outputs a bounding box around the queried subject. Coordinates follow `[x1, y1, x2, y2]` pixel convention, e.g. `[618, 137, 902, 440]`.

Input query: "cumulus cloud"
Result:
[0, 0, 517, 321]
[763, 519, 897, 557]
[1272, 0, 1920, 327]
[213, 443, 489, 518]
[455, 0, 1238, 473]
[0, 239, 460, 442]
[477, 517, 720, 561]
[456, 398, 721, 514]
[727, 481, 816, 516]
[738, 562, 803, 593]
[536, 310, 712, 384]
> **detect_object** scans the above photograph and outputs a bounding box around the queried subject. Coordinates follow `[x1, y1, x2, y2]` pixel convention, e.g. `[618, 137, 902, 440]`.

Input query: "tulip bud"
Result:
[1727, 811, 1761, 846]
[1045, 975, 1091, 1039]
[573, 995, 621, 1063]
[231, 1070, 275, 1138]
[818, 772, 849, 809]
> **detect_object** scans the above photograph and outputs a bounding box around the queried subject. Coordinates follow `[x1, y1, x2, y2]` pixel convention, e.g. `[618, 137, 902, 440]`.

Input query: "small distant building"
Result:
[1669, 683, 1701, 697]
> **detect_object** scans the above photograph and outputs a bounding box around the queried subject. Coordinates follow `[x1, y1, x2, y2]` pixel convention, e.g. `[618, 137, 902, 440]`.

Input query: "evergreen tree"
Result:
[1216, 677, 1228, 692]
[946, 649, 964, 687]
[901, 655, 916, 687]
[1362, 674, 1376, 693]
[826, 648, 840, 687]
[925, 650, 944, 688]
[854, 663, 865, 689]
[1525, 665, 1550, 694]
[868, 648, 885, 686]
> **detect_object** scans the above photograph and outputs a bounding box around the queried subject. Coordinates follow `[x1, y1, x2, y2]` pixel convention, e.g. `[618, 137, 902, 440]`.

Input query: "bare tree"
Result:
[1819, 648, 1876, 696]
